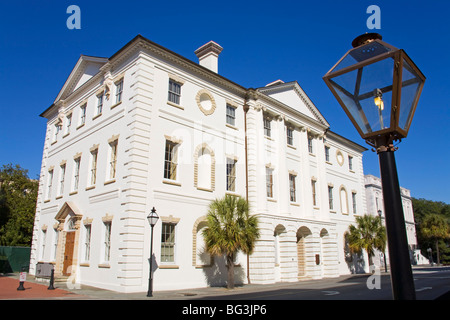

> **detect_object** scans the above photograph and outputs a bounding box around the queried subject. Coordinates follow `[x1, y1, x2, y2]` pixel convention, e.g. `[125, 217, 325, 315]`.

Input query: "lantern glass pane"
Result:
[399, 59, 423, 131]
[329, 57, 394, 134]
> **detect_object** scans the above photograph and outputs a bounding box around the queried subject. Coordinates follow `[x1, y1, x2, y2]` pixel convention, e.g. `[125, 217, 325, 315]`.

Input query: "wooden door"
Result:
[63, 232, 75, 276]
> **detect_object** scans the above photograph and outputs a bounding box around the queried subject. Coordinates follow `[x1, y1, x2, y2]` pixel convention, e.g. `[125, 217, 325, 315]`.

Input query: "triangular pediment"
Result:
[258, 81, 330, 127]
[53, 55, 108, 103]
[55, 201, 82, 222]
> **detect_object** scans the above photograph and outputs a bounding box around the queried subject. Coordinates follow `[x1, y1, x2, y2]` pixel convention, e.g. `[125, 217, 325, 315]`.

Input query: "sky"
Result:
[0, 0, 449, 204]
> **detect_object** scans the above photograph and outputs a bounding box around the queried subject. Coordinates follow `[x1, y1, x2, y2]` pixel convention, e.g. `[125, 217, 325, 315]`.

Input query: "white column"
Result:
[276, 116, 289, 215]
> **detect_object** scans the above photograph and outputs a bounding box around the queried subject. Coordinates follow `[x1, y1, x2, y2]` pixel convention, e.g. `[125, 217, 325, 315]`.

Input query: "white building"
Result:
[364, 174, 427, 266]
[30, 35, 370, 293]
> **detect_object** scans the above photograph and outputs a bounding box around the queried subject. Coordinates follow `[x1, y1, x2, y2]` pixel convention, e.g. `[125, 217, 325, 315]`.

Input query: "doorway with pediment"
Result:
[54, 202, 83, 278]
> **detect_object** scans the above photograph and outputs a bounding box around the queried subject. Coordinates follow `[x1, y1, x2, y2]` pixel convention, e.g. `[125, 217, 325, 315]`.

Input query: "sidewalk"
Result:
[0, 272, 304, 300]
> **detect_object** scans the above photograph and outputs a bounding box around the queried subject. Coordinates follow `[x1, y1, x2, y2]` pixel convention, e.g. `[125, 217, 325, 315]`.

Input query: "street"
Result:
[192, 266, 450, 300]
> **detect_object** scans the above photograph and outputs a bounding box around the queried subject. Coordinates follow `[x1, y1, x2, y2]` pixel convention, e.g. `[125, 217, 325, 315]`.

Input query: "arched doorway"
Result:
[296, 226, 312, 279]
[273, 224, 286, 282]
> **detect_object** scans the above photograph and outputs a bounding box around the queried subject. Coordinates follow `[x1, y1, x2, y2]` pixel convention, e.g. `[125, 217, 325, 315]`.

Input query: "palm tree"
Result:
[420, 214, 449, 265]
[202, 195, 259, 289]
[347, 214, 386, 269]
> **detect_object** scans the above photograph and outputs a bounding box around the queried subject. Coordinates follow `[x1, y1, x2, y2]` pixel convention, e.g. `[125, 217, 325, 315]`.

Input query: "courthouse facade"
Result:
[30, 35, 368, 292]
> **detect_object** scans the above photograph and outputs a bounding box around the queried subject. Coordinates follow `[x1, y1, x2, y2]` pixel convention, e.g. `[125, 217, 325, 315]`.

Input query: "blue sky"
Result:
[1, 0, 449, 203]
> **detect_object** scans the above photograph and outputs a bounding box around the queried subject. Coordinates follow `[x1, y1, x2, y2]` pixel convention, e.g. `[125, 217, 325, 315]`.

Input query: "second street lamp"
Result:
[147, 207, 159, 297]
[323, 33, 425, 300]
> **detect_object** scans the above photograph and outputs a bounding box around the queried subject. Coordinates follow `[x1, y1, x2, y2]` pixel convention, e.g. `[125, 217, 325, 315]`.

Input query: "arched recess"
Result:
[194, 143, 215, 191]
[192, 215, 212, 267]
[296, 226, 312, 278]
[340, 185, 349, 215]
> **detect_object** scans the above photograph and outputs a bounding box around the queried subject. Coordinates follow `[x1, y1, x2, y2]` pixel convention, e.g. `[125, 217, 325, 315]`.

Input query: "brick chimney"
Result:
[194, 41, 223, 73]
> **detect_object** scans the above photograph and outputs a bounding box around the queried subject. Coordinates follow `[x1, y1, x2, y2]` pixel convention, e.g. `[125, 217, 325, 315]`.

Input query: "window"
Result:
[53, 124, 60, 142]
[108, 140, 118, 180]
[52, 229, 59, 261]
[311, 179, 317, 207]
[263, 116, 271, 137]
[352, 192, 357, 214]
[96, 93, 104, 116]
[103, 221, 112, 262]
[115, 79, 123, 104]
[308, 135, 314, 154]
[289, 174, 296, 202]
[64, 114, 72, 135]
[84, 224, 91, 261]
[79, 104, 86, 126]
[348, 156, 353, 171]
[325, 146, 330, 162]
[226, 158, 237, 192]
[73, 157, 81, 191]
[59, 164, 66, 196]
[287, 127, 294, 146]
[89, 148, 98, 186]
[164, 140, 178, 180]
[46, 169, 54, 200]
[40, 229, 47, 260]
[168, 79, 181, 105]
[266, 167, 274, 198]
[328, 186, 334, 210]
[161, 223, 176, 263]
[226, 104, 236, 126]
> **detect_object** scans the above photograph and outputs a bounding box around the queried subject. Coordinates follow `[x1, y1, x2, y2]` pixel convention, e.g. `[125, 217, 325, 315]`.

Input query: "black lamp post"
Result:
[323, 33, 425, 300]
[147, 207, 159, 297]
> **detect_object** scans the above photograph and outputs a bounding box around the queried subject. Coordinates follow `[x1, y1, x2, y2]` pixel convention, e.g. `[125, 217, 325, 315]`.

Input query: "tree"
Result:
[202, 195, 260, 289]
[420, 214, 449, 265]
[0, 164, 38, 246]
[347, 214, 386, 268]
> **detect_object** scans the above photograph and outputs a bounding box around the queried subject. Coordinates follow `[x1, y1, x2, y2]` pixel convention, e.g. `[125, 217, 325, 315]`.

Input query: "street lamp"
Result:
[323, 33, 425, 300]
[147, 207, 159, 297]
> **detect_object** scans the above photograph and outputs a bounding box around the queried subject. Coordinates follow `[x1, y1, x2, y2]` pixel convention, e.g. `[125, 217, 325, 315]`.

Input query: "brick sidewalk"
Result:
[0, 275, 82, 300]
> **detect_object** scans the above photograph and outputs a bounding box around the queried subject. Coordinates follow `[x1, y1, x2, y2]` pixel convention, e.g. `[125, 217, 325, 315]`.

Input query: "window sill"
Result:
[69, 191, 78, 196]
[225, 123, 238, 130]
[104, 179, 116, 186]
[55, 195, 63, 200]
[111, 101, 122, 110]
[197, 187, 213, 192]
[98, 263, 110, 268]
[267, 198, 277, 203]
[62, 132, 70, 138]
[85, 185, 96, 191]
[76, 123, 85, 130]
[326, 161, 333, 165]
[287, 144, 296, 150]
[80, 263, 90, 267]
[44, 199, 51, 203]
[167, 101, 184, 110]
[225, 191, 239, 196]
[159, 264, 179, 269]
[290, 202, 300, 207]
[92, 113, 102, 120]
[163, 179, 181, 187]
[51, 140, 57, 146]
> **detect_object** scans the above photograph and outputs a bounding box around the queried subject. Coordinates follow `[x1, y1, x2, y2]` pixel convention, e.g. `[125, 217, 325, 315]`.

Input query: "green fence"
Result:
[0, 246, 31, 273]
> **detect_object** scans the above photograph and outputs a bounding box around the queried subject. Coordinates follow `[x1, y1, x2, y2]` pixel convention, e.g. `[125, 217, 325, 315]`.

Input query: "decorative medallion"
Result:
[196, 89, 216, 116]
